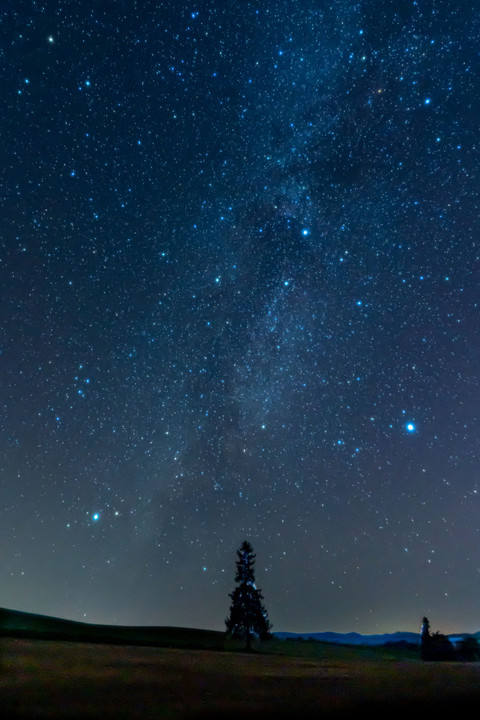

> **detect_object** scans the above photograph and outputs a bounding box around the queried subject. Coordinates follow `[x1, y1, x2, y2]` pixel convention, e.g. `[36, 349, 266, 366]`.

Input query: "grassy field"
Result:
[1, 635, 480, 719]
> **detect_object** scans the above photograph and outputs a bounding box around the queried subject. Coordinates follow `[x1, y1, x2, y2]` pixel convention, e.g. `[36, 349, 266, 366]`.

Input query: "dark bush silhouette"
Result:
[457, 636, 480, 662]
[427, 632, 456, 661]
[420, 616, 456, 660]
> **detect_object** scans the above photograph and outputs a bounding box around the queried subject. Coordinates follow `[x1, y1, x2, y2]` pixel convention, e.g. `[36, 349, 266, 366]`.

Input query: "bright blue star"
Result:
[406, 423, 416, 433]
[92, 512, 100, 521]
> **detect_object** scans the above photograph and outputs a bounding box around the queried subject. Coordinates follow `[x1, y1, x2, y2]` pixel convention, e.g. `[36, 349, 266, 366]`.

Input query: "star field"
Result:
[1, 1, 480, 634]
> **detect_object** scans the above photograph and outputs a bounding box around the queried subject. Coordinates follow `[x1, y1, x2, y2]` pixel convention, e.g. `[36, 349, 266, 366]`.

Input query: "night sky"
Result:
[2, 0, 480, 636]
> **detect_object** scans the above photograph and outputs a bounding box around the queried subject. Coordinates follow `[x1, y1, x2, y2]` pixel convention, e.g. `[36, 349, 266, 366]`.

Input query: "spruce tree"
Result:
[225, 541, 272, 650]
[420, 616, 431, 660]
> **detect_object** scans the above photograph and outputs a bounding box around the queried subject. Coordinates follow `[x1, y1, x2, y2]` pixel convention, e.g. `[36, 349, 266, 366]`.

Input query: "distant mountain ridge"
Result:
[274, 630, 480, 646]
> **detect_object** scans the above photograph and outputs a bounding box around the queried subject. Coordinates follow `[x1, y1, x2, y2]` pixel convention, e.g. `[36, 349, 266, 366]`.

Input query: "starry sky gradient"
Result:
[2, 0, 480, 634]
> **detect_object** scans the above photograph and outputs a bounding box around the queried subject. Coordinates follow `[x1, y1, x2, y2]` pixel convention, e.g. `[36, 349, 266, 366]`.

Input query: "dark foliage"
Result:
[420, 617, 430, 644]
[457, 636, 480, 662]
[424, 632, 456, 661]
[225, 541, 272, 649]
[421, 617, 456, 661]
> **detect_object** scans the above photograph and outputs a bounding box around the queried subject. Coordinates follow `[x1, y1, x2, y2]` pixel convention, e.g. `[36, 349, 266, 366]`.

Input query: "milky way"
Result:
[2, 1, 480, 634]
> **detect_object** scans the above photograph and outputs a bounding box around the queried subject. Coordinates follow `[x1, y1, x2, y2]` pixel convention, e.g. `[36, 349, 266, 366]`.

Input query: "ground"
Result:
[1, 637, 480, 718]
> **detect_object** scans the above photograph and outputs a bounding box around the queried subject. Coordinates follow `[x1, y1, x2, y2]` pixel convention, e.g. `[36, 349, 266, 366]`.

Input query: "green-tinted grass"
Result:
[0, 637, 479, 719]
[254, 635, 420, 662]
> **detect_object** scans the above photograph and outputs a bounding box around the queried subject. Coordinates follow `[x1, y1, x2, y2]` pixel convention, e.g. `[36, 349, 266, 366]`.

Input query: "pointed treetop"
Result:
[226, 540, 272, 647]
[235, 540, 256, 586]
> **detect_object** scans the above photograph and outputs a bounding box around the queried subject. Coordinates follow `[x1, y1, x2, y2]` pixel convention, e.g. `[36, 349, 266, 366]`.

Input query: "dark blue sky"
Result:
[2, 0, 480, 634]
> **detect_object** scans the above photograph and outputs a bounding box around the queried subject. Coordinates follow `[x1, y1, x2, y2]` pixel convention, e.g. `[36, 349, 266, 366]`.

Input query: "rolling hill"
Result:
[0, 607, 225, 649]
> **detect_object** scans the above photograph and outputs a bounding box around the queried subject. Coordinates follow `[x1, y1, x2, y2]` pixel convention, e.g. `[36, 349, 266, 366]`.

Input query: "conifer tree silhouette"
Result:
[225, 541, 271, 650]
